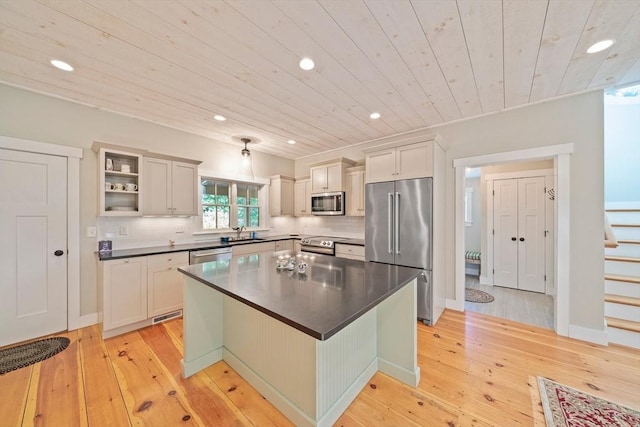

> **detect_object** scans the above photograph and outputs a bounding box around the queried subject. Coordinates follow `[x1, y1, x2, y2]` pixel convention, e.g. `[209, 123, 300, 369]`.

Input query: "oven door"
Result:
[311, 192, 345, 216]
[300, 245, 335, 256]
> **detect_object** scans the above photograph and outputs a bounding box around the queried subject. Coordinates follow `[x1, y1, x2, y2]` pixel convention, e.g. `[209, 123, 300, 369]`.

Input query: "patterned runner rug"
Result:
[0, 337, 70, 375]
[536, 376, 640, 426]
[465, 288, 494, 303]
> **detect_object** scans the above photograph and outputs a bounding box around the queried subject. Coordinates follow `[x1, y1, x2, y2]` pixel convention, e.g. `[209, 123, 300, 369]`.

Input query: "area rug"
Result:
[536, 376, 640, 426]
[0, 337, 70, 375]
[465, 288, 494, 303]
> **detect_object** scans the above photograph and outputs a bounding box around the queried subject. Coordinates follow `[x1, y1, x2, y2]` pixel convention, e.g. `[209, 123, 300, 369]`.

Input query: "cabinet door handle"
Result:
[124, 260, 129, 263]
[511, 237, 517, 241]
[168, 258, 172, 261]
[519, 237, 525, 242]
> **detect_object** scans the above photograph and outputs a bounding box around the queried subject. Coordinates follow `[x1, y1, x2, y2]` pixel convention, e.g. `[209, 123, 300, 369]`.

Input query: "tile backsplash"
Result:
[96, 215, 364, 250]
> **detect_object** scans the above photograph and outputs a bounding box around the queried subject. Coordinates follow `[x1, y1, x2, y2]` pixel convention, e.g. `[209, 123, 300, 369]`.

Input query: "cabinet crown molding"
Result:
[92, 141, 202, 165]
[307, 157, 356, 168]
[270, 174, 295, 181]
[362, 132, 446, 153]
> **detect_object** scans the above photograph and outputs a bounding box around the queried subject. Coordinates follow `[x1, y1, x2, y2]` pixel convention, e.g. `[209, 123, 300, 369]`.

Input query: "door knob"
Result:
[511, 237, 517, 241]
[54, 250, 64, 256]
[519, 237, 525, 242]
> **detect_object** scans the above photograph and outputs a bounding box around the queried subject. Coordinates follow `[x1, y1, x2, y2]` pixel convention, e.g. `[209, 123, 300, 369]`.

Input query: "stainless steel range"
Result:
[299, 236, 346, 255]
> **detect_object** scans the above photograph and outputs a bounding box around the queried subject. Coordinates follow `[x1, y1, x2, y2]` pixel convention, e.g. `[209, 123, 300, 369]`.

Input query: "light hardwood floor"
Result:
[465, 275, 554, 330]
[2, 310, 639, 426]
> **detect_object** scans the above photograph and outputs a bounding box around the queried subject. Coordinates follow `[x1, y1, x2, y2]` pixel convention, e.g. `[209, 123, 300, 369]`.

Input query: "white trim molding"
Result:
[0, 135, 83, 332]
[454, 143, 573, 338]
[569, 324, 608, 346]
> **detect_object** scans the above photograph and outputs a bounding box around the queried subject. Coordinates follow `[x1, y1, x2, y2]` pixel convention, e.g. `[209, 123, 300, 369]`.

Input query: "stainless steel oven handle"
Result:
[388, 192, 393, 254]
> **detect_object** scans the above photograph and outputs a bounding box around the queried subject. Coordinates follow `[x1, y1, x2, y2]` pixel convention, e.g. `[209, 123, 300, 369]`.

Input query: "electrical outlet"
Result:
[119, 226, 129, 236]
[176, 226, 185, 233]
[87, 226, 97, 238]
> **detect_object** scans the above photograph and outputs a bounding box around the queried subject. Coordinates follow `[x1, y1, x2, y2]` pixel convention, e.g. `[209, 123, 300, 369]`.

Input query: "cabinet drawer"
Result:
[146, 251, 189, 267]
[335, 244, 365, 260]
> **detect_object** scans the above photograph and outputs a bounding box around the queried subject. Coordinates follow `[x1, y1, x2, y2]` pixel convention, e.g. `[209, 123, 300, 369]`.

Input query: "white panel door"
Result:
[493, 179, 519, 288]
[517, 177, 546, 292]
[0, 149, 67, 346]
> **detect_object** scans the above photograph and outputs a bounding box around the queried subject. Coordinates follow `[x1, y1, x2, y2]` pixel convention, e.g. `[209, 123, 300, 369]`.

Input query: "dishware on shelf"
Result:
[121, 164, 131, 173]
[124, 183, 137, 191]
[106, 158, 113, 171]
[113, 183, 124, 191]
[105, 182, 114, 190]
[106, 206, 135, 211]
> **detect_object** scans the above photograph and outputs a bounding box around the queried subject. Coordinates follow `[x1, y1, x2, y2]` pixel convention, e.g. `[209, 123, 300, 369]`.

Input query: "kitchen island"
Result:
[178, 251, 421, 427]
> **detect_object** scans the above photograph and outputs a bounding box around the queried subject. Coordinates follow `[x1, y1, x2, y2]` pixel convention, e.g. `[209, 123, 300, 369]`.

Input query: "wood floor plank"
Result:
[22, 331, 88, 426]
[0, 363, 33, 426]
[78, 325, 131, 427]
[104, 330, 205, 426]
[138, 324, 253, 426]
[204, 361, 295, 427]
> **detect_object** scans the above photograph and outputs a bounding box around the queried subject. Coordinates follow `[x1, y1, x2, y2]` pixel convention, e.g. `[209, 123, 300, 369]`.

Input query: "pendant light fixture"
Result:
[240, 137, 254, 180]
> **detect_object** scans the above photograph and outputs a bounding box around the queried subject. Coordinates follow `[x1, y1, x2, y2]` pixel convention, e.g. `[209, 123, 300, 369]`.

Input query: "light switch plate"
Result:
[176, 226, 185, 233]
[119, 226, 129, 235]
[87, 226, 97, 238]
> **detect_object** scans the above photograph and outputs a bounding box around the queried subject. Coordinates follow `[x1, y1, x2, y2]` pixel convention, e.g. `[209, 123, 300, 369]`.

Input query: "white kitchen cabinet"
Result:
[345, 166, 365, 216]
[96, 147, 143, 216]
[143, 157, 199, 216]
[147, 252, 189, 317]
[335, 244, 365, 261]
[100, 257, 148, 331]
[232, 241, 276, 256]
[309, 158, 355, 193]
[365, 141, 433, 183]
[294, 178, 312, 216]
[294, 240, 302, 253]
[270, 175, 294, 216]
[275, 239, 294, 251]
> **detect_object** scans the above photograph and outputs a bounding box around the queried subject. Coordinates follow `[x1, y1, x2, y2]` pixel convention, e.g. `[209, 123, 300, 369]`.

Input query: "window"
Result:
[201, 178, 262, 230]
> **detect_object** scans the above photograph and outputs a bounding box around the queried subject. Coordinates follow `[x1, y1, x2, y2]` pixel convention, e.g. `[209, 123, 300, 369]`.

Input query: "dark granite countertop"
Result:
[178, 251, 421, 340]
[97, 234, 365, 261]
[97, 234, 302, 261]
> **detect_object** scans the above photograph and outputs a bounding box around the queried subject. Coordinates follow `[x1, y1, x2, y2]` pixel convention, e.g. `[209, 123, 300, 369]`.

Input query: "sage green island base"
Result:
[179, 252, 420, 427]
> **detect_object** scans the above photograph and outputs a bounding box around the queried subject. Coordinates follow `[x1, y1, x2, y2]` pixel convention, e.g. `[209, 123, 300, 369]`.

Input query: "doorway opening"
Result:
[454, 143, 573, 337]
[463, 161, 554, 329]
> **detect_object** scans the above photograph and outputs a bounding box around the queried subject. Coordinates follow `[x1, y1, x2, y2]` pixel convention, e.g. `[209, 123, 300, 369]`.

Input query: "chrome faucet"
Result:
[232, 225, 245, 240]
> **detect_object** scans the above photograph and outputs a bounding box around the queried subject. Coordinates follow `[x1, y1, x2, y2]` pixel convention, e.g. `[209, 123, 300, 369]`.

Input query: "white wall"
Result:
[0, 84, 295, 317]
[464, 177, 481, 252]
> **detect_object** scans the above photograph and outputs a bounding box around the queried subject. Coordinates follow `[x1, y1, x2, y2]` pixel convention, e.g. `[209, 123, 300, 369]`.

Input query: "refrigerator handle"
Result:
[395, 191, 400, 254]
[388, 192, 393, 254]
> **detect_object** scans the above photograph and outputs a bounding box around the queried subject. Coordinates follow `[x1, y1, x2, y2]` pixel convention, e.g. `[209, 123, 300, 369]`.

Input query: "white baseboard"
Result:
[446, 298, 464, 311]
[568, 324, 608, 346]
[479, 274, 491, 285]
[77, 312, 99, 329]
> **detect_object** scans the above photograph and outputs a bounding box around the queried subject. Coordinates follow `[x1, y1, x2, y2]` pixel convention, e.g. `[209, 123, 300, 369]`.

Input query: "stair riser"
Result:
[607, 327, 640, 349]
[605, 261, 640, 277]
[606, 211, 640, 225]
[605, 243, 640, 258]
[605, 280, 640, 299]
[610, 227, 640, 241]
[604, 302, 640, 322]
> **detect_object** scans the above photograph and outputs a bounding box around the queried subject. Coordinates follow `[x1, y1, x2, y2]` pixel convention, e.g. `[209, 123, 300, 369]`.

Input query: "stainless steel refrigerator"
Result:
[365, 177, 433, 324]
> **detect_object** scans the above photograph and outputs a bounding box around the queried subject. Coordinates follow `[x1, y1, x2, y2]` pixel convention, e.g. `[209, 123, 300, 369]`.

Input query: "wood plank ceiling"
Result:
[1, 0, 638, 159]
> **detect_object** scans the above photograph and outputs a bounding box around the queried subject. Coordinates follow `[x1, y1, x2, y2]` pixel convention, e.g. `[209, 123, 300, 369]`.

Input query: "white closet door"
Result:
[517, 177, 546, 292]
[493, 179, 519, 289]
[0, 149, 67, 346]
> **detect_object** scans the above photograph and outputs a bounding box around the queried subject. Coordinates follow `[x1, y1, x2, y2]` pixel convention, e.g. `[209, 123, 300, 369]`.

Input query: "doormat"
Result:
[465, 288, 494, 303]
[535, 376, 640, 426]
[0, 337, 70, 375]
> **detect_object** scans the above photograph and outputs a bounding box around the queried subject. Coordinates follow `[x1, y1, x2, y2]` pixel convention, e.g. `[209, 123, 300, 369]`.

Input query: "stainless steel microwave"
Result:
[311, 191, 345, 215]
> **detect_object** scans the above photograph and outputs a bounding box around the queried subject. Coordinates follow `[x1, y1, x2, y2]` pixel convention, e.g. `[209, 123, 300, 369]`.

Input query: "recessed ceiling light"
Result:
[587, 39, 615, 54]
[214, 114, 226, 121]
[370, 112, 381, 119]
[50, 59, 73, 71]
[287, 139, 296, 145]
[299, 57, 315, 71]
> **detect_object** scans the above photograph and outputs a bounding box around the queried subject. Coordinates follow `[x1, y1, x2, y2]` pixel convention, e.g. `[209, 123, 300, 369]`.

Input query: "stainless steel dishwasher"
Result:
[189, 247, 232, 264]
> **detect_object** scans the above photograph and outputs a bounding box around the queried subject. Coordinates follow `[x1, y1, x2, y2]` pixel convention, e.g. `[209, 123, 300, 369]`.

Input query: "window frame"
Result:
[197, 175, 267, 234]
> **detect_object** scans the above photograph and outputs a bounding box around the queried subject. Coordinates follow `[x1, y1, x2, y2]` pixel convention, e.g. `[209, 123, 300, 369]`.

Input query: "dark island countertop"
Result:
[97, 234, 365, 261]
[178, 251, 421, 340]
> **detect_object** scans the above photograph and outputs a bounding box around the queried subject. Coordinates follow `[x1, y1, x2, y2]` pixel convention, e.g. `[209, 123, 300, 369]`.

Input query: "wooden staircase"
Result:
[604, 207, 640, 349]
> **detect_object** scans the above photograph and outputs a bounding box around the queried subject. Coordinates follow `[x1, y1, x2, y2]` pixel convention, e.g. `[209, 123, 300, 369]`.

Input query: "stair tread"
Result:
[606, 208, 640, 212]
[606, 317, 640, 333]
[610, 223, 640, 228]
[605, 255, 640, 263]
[605, 274, 640, 284]
[605, 294, 640, 306]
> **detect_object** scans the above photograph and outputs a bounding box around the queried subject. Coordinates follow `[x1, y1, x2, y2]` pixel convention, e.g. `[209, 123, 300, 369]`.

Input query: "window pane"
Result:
[203, 206, 216, 229]
[238, 207, 247, 227]
[217, 182, 229, 204]
[248, 207, 260, 227]
[249, 185, 258, 206]
[217, 206, 230, 229]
